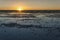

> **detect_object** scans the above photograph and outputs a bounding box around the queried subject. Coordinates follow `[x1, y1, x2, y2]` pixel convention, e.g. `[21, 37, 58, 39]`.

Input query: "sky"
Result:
[0, 0, 60, 10]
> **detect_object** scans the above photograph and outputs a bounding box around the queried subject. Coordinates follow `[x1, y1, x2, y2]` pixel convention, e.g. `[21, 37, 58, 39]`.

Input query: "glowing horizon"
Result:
[0, 0, 60, 10]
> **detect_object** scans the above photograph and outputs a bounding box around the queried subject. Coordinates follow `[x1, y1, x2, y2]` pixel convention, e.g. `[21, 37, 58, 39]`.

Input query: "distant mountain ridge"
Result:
[0, 10, 60, 13]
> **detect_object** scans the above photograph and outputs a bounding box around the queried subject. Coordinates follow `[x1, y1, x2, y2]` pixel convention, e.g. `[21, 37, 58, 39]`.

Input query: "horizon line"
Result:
[0, 9, 60, 11]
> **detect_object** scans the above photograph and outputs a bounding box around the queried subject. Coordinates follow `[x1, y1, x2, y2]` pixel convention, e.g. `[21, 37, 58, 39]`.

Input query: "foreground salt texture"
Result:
[0, 26, 60, 40]
[0, 13, 60, 40]
[0, 13, 60, 27]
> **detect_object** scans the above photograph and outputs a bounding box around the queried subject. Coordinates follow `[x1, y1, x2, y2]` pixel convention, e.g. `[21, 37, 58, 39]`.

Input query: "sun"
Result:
[18, 8, 22, 11]
[17, 7, 23, 11]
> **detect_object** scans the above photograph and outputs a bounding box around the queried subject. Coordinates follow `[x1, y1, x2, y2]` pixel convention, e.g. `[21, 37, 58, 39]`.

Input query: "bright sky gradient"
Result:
[0, 0, 60, 10]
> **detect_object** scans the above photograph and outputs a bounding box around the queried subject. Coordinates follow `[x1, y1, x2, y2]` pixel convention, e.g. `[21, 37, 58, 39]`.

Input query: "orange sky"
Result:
[0, 0, 60, 10]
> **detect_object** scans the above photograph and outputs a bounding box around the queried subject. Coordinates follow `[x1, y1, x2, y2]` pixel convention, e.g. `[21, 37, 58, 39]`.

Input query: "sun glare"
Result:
[17, 7, 23, 11]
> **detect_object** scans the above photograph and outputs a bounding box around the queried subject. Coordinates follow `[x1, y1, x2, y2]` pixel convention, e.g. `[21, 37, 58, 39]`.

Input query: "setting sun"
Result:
[17, 7, 24, 11]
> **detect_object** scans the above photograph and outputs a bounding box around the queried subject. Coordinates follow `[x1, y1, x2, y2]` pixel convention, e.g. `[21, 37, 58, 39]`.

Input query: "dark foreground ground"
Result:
[0, 27, 60, 40]
[0, 12, 60, 40]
